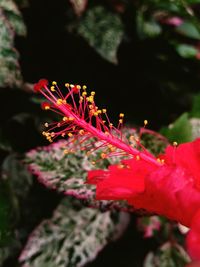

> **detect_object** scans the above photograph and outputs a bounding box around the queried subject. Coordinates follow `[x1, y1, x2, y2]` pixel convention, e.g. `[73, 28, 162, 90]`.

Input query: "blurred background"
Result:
[1, 0, 200, 266]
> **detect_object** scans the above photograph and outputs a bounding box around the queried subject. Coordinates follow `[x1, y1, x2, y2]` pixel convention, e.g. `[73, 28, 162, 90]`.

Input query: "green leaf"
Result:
[19, 198, 129, 267]
[0, 0, 26, 35]
[0, 129, 12, 152]
[144, 242, 190, 267]
[176, 44, 198, 58]
[0, 185, 11, 245]
[137, 12, 162, 39]
[77, 6, 123, 64]
[25, 132, 135, 212]
[176, 22, 200, 40]
[0, 154, 32, 265]
[2, 154, 32, 200]
[143, 21, 162, 37]
[190, 118, 200, 139]
[190, 93, 200, 118]
[160, 113, 193, 143]
[0, 0, 26, 88]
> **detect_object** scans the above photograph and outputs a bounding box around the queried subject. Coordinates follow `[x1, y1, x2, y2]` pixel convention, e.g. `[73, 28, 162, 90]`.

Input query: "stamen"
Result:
[35, 79, 161, 166]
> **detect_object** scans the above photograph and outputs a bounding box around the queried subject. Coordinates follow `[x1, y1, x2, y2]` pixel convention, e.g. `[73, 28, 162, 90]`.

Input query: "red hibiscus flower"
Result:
[88, 139, 200, 261]
[36, 79, 200, 262]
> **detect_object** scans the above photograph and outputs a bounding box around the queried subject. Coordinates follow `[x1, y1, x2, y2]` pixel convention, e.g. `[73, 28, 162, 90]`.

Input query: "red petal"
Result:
[87, 170, 109, 184]
[89, 158, 154, 200]
[164, 138, 200, 189]
[96, 170, 145, 200]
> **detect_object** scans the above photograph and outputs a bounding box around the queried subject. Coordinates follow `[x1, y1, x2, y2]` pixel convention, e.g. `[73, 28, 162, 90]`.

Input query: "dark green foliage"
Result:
[160, 113, 193, 143]
[77, 6, 123, 64]
[144, 243, 190, 267]
[0, 0, 26, 88]
[190, 93, 200, 118]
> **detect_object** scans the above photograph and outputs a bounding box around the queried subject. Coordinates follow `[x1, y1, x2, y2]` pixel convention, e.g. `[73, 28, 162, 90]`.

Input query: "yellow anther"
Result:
[144, 120, 148, 126]
[97, 110, 102, 114]
[119, 113, 124, 118]
[44, 123, 48, 127]
[129, 135, 135, 141]
[50, 86, 55, 91]
[173, 141, 178, 146]
[65, 83, 70, 87]
[70, 84, 74, 88]
[57, 99, 63, 105]
[61, 133, 66, 137]
[91, 161, 96, 165]
[118, 164, 125, 169]
[42, 131, 46, 136]
[45, 105, 50, 110]
[119, 119, 123, 124]
[79, 129, 84, 135]
[89, 105, 93, 109]
[68, 117, 74, 121]
[82, 92, 87, 96]
[88, 96, 94, 103]
[68, 133, 73, 137]
[157, 158, 161, 163]
[83, 85, 87, 90]
[136, 155, 140, 161]
[102, 109, 107, 113]
[91, 91, 95, 96]
[63, 117, 68, 121]
[110, 146, 116, 152]
[94, 112, 98, 116]
[77, 85, 81, 89]
[52, 81, 57, 85]
[101, 153, 107, 159]
[62, 100, 66, 104]
[63, 149, 69, 154]
[102, 120, 106, 124]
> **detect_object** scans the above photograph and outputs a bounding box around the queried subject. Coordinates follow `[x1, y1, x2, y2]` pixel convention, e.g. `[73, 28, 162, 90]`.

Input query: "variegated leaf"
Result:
[0, 0, 26, 88]
[19, 198, 130, 267]
[26, 127, 167, 213]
